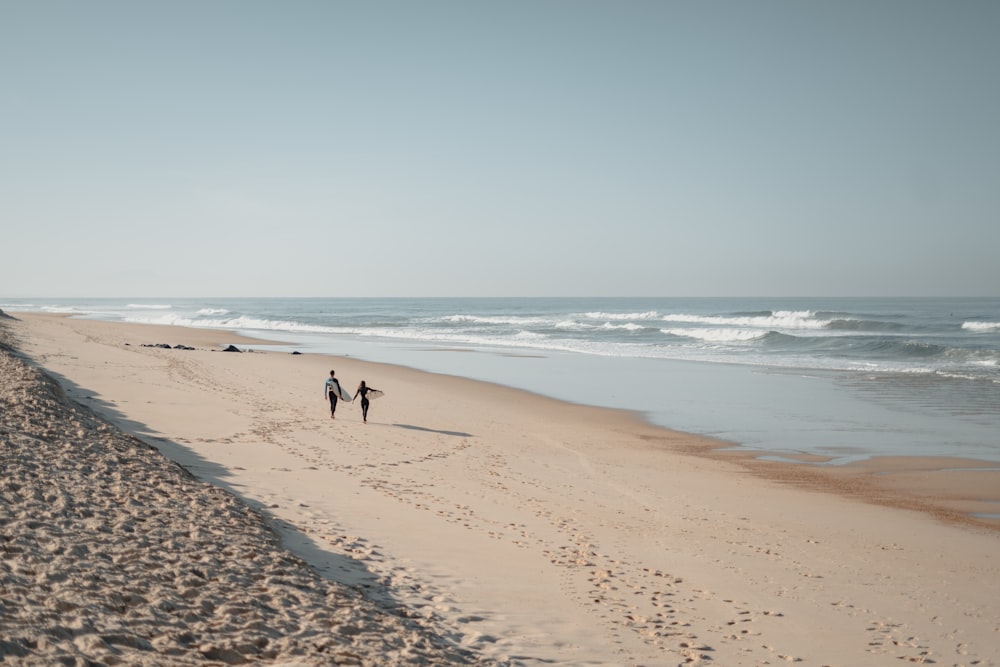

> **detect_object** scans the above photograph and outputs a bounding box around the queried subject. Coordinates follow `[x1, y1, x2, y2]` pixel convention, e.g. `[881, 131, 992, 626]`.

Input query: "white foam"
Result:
[123, 313, 341, 334]
[440, 314, 541, 326]
[41, 305, 88, 314]
[553, 317, 654, 332]
[661, 328, 768, 343]
[554, 320, 645, 331]
[962, 321, 1000, 332]
[661, 310, 829, 330]
[602, 322, 645, 331]
[127, 303, 172, 310]
[583, 311, 661, 321]
[555, 320, 594, 330]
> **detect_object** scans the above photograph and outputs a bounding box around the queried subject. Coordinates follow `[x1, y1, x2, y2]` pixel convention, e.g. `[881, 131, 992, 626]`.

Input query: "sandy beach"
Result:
[3, 312, 999, 666]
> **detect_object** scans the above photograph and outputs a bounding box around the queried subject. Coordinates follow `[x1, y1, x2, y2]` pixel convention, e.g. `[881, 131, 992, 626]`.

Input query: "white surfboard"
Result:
[329, 382, 352, 402]
[366, 389, 385, 401]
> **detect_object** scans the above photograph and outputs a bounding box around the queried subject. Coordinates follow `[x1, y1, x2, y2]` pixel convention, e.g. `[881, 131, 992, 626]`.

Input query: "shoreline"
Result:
[6, 312, 1000, 665]
[28, 311, 998, 530]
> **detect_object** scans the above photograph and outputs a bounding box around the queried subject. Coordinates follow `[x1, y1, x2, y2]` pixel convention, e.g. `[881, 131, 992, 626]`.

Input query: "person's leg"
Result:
[329, 394, 338, 417]
[361, 398, 369, 422]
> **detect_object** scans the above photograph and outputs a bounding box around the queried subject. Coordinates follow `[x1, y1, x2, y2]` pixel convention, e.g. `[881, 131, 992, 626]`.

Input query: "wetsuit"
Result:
[357, 385, 378, 422]
[325, 377, 342, 416]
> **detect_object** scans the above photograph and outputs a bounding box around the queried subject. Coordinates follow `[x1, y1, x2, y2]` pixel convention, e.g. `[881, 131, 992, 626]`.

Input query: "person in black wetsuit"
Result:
[353, 380, 379, 423]
[324, 370, 343, 419]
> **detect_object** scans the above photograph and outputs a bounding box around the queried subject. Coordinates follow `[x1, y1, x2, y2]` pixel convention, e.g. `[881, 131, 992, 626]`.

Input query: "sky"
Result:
[1, 1, 998, 298]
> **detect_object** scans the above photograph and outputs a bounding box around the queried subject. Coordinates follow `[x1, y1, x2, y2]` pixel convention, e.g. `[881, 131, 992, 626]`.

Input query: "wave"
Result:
[732, 310, 776, 318]
[602, 322, 647, 331]
[440, 312, 658, 332]
[656, 326, 999, 367]
[661, 327, 770, 343]
[767, 334, 999, 366]
[583, 311, 662, 321]
[662, 310, 911, 334]
[436, 309, 915, 337]
[660, 310, 830, 330]
[332, 325, 999, 377]
[40, 305, 89, 313]
[555, 319, 593, 331]
[760, 333, 944, 357]
[963, 321, 1000, 332]
[439, 314, 539, 326]
[127, 303, 172, 310]
[554, 320, 647, 332]
[197, 308, 230, 316]
[124, 313, 342, 335]
[824, 318, 907, 332]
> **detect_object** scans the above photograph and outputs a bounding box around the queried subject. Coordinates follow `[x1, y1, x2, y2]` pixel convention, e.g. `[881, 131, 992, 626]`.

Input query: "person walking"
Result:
[324, 370, 343, 419]
[353, 380, 380, 424]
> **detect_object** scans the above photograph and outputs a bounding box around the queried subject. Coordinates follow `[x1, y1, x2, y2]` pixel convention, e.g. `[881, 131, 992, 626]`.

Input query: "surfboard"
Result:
[328, 382, 352, 402]
[366, 389, 385, 401]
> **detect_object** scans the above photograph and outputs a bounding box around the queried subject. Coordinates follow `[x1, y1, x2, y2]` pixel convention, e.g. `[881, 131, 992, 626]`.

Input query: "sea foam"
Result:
[963, 321, 1000, 332]
[661, 328, 769, 343]
[660, 310, 829, 330]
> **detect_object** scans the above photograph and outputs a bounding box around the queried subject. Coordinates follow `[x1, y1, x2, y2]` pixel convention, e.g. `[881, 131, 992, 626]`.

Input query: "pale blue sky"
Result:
[2, 1, 997, 297]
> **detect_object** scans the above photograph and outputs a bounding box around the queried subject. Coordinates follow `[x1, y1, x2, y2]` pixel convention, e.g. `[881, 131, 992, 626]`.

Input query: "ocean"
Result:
[4, 296, 999, 465]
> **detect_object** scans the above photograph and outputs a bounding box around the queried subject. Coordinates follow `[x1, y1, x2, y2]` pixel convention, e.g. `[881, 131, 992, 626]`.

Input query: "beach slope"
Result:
[0, 316, 498, 666]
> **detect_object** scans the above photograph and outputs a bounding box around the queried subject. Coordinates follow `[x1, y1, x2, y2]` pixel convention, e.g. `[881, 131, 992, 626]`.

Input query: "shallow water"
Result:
[252, 331, 1000, 464]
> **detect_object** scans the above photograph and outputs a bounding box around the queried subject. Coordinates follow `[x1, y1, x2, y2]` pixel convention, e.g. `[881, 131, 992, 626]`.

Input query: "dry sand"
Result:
[3, 312, 998, 666]
[1, 315, 497, 666]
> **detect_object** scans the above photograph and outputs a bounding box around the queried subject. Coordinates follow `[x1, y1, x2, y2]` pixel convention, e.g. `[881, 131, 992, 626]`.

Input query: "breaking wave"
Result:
[963, 321, 1000, 332]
